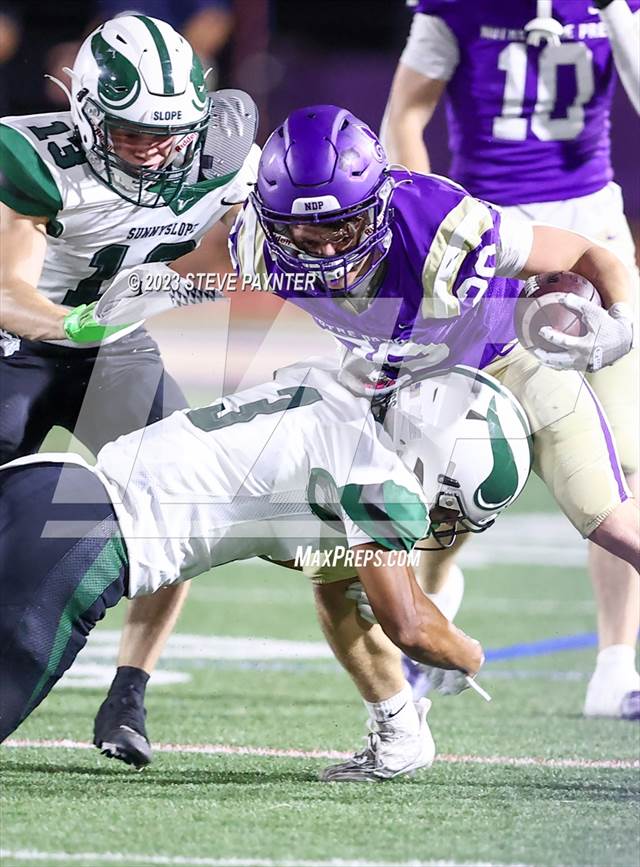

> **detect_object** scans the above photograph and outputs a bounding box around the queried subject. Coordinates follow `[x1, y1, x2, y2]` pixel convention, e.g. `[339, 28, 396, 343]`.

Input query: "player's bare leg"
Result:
[585, 478, 640, 719]
[93, 581, 191, 767]
[313, 580, 435, 782]
[314, 579, 404, 701]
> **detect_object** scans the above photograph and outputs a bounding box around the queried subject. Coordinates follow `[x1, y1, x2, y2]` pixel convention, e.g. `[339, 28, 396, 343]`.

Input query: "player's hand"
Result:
[63, 302, 131, 344]
[345, 580, 378, 625]
[537, 297, 634, 372]
[93, 264, 217, 326]
[423, 666, 472, 696]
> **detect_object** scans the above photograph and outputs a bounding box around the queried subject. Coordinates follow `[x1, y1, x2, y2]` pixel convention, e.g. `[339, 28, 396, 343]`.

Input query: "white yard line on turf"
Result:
[0, 851, 539, 867]
[3, 739, 637, 770]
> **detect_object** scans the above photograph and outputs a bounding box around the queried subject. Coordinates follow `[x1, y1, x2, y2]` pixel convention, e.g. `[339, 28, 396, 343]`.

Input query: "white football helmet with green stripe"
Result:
[67, 15, 209, 207]
[383, 366, 533, 547]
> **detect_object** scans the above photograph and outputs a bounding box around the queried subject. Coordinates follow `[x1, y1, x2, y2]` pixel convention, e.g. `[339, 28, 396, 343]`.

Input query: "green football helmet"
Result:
[67, 15, 209, 207]
[383, 366, 533, 548]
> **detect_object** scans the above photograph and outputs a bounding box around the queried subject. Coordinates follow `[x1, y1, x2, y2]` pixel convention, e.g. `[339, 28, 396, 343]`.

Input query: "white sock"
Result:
[593, 644, 637, 674]
[364, 683, 418, 732]
[426, 564, 465, 622]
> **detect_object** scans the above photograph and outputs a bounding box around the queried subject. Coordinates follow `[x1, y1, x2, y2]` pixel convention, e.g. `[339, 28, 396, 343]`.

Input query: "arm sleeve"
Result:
[494, 211, 535, 277]
[598, 1, 640, 114]
[399, 13, 460, 82]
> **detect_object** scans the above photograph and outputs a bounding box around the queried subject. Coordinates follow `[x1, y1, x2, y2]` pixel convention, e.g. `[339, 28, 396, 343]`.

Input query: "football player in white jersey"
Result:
[381, 0, 640, 718]
[0, 363, 507, 781]
[0, 14, 259, 767]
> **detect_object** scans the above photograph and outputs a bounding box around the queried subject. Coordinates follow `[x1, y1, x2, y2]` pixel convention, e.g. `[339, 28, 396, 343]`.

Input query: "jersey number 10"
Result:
[493, 42, 595, 142]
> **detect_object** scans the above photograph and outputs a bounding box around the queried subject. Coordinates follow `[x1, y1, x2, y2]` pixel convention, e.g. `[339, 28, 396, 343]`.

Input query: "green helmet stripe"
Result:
[473, 396, 520, 511]
[449, 365, 534, 463]
[136, 15, 175, 95]
[91, 32, 141, 110]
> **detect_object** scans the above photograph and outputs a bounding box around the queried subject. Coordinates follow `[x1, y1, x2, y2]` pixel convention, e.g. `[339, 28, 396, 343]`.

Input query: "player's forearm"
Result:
[389, 597, 483, 674]
[569, 245, 631, 309]
[0, 280, 67, 341]
[598, 0, 640, 114]
[518, 226, 631, 308]
[358, 554, 483, 674]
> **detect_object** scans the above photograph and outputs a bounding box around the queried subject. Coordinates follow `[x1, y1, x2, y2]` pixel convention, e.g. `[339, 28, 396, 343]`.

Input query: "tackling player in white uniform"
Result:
[0, 14, 259, 766]
[1, 363, 515, 781]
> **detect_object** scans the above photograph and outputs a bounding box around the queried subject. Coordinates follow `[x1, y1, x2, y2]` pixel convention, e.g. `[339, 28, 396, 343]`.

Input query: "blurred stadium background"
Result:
[1, 4, 639, 866]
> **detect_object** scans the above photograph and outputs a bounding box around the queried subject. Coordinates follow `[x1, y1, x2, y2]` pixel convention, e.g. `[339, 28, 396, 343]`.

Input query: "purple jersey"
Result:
[232, 171, 521, 374]
[408, 0, 640, 205]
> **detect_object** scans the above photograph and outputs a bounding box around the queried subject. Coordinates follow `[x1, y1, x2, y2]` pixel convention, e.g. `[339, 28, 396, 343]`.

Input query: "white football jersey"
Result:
[0, 111, 259, 349]
[96, 364, 429, 596]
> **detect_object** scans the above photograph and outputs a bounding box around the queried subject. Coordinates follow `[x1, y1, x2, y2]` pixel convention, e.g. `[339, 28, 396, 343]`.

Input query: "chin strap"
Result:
[524, 0, 564, 46]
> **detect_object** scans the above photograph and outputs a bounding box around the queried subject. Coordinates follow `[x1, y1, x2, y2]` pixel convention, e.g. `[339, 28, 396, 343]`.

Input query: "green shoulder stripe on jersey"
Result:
[0, 124, 63, 218]
[136, 15, 175, 95]
[307, 469, 428, 552]
[341, 481, 428, 552]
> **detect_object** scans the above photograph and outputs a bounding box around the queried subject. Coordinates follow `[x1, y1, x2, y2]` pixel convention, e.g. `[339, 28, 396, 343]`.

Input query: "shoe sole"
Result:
[94, 727, 152, 770]
[319, 759, 434, 783]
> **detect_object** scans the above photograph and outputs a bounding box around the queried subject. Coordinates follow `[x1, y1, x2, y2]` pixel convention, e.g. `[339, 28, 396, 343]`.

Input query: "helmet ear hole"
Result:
[413, 457, 424, 485]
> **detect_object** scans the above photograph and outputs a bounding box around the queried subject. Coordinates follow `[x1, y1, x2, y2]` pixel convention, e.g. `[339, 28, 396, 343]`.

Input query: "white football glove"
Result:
[536, 296, 634, 372]
[93, 264, 220, 325]
[345, 580, 377, 625]
[419, 666, 473, 696]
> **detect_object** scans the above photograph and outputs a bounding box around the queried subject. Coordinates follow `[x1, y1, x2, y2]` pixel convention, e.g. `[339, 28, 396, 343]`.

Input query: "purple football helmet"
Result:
[252, 105, 395, 294]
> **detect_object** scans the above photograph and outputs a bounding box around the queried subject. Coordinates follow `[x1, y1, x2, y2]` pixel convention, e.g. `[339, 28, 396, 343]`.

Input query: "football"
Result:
[515, 271, 603, 354]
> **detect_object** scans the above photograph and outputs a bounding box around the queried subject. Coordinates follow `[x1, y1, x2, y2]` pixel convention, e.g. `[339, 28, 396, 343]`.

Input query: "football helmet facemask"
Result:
[383, 366, 533, 548]
[66, 15, 209, 207]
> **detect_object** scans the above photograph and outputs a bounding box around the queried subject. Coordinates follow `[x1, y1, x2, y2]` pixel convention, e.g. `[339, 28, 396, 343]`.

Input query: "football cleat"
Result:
[584, 668, 640, 719]
[319, 698, 435, 782]
[93, 688, 152, 769]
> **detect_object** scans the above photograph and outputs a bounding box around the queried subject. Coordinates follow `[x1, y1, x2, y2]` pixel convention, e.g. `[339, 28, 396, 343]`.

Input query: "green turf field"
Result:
[2, 474, 639, 867]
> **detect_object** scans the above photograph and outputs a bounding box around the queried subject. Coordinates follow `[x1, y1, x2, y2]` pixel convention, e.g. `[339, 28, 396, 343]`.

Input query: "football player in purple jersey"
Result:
[225, 108, 639, 772]
[381, 0, 640, 718]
